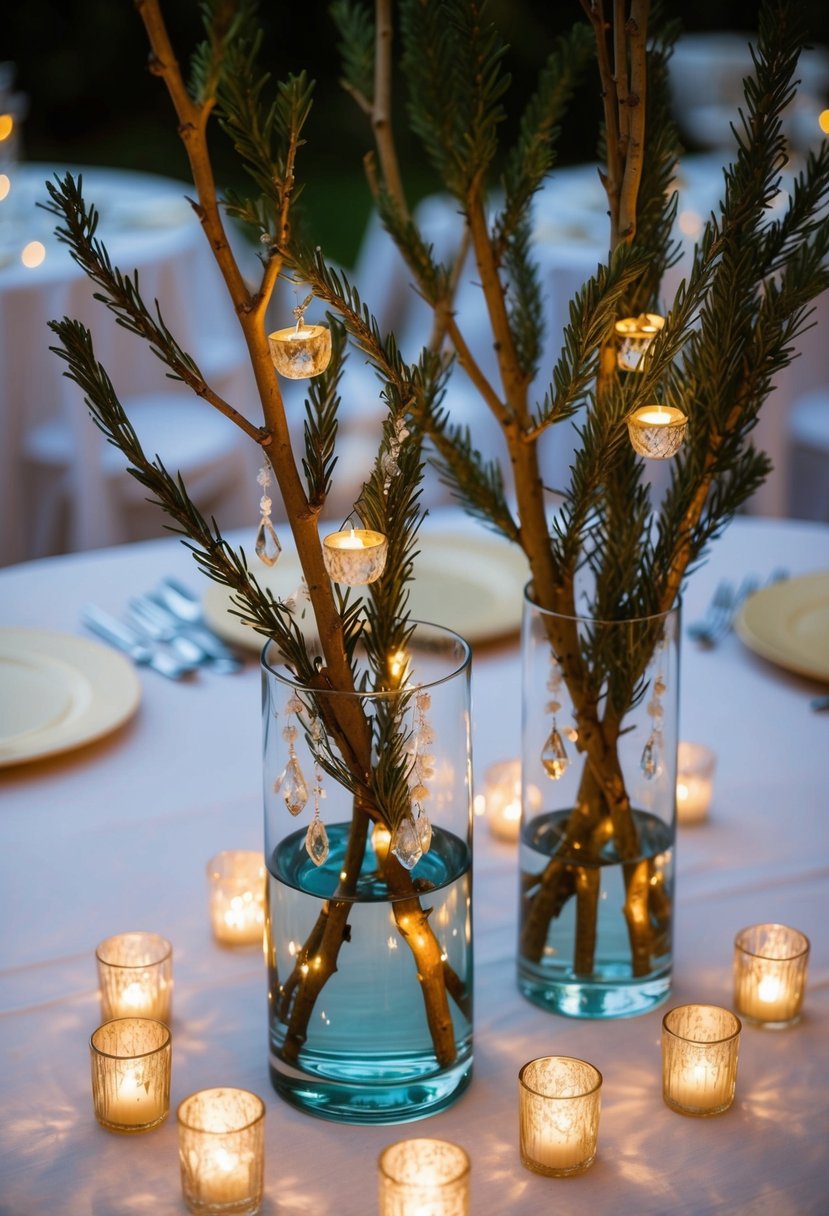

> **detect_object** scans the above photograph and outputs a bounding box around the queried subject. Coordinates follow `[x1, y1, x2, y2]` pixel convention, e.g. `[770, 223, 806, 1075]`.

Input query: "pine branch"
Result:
[330, 0, 375, 110]
[301, 317, 346, 508]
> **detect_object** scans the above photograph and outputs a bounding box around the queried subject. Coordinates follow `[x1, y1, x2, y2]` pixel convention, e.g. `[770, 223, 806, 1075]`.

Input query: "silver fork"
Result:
[81, 605, 193, 680]
[131, 595, 242, 674]
[687, 580, 736, 647]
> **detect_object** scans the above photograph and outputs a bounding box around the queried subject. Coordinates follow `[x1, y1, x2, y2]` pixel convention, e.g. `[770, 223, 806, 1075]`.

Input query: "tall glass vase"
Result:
[518, 590, 679, 1019]
[262, 623, 473, 1124]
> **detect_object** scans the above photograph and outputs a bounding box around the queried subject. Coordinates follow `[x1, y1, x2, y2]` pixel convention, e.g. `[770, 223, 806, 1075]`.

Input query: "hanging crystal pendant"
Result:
[541, 726, 569, 780]
[277, 753, 308, 815]
[391, 817, 423, 870]
[305, 815, 330, 866]
[255, 516, 282, 567]
[640, 735, 663, 780]
[415, 807, 432, 854]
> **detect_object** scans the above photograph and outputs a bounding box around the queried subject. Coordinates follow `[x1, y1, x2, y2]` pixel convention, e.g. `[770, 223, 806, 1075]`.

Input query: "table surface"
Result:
[1, 512, 828, 1215]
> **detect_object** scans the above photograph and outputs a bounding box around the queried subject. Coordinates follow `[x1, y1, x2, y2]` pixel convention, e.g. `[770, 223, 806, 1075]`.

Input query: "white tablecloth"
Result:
[1, 513, 828, 1214]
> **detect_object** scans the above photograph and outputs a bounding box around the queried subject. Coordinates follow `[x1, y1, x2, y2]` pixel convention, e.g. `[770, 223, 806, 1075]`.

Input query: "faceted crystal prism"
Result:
[415, 808, 433, 855]
[541, 726, 569, 780]
[391, 817, 423, 870]
[277, 754, 309, 815]
[255, 517, 282, 566]
[640, 736, 662, 780]
[305, 817, 330, 866]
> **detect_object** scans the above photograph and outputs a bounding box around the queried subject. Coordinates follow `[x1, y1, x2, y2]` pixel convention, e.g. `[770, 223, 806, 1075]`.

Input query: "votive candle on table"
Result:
[96, 931, 173, 1023]
[207, 851, 266, 947]
[90, 1018, 171, 1133]
[662, 1004, 741, 1116]
[178, 1088, 265, 1216]
[518, 1056, 602, 1177]
[733, 923, 810, 1027]
[378, 1137, 470, 1216]
[483, 758, 522, 841]
[676, 741, 716, 825]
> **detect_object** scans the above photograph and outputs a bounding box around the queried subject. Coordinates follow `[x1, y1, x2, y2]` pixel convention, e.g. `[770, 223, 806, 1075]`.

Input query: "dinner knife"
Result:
[153, 579, 243, 665]
[81, 605, 193, 680]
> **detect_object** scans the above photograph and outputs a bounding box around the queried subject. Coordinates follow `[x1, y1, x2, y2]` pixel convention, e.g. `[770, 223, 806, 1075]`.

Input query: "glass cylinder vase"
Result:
[517, 589, 679, 1018]
[261, 623, 473, 1124]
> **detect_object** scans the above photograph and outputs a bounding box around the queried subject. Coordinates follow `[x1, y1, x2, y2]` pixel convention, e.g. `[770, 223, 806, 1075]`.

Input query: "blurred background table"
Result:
[1, 510, 827, 1214]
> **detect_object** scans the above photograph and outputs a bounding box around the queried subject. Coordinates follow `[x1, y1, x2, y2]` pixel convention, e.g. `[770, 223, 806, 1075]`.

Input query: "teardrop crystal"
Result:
[305, 816, 330, 866]
[415, 808, 433, 854]
[278, 753, 308, 815]
[541, 726, 569, 780]
[391, 817, 422, 870]
[255, 516, 282, 566]
[640, 736, 662, 780]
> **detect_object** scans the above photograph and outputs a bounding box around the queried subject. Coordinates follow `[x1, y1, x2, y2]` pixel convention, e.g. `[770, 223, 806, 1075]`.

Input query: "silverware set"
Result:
[82, 578, 242, 679]
[687, 569, 787, 649]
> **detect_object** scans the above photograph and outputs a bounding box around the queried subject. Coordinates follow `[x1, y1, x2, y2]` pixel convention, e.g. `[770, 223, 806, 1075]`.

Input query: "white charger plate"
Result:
[0, 629, 141, 767]
[202, 529, 529, 650]
[735, 571, 829, 683]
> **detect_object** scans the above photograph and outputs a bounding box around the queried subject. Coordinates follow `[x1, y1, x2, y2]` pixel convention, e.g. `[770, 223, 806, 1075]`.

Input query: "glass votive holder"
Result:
[733, 923, 810, 1028]
[615, 312, 665, 371]
[626, 404, 688, 459]
[322, 528, 388, 586]
[676, 741, 716, 825]
[662, 1004, 741, 1117]
[96, 931, 173, 1023]
[483, 758, 522, 841]
[90, 1017, 172, 1134]
[267, 323, 331, 378]
[518, 1056, 602, 1177]
[378, 1138, 470, 1216]
[178, 1088, 266, 1216]
[207, 851, 266, 947]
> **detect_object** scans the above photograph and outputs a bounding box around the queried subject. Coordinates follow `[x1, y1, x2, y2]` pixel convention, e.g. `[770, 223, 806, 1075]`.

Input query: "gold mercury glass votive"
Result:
[267, 324, 331, 378]
[207, 851, 266, 947]
[733, 923, 810, 1028]
[615, 312, 665, 371]
[90, 1017, 172, 1134]
[322, 528, 388, 586]
[676, 741, 717, 825]
[518, 1056, 602, 1177]
[378, 1138, 470, 1216]
[627, 404, 688, 459]
[178, 1088, 266, 1216]
[96, 931, 173, 1023]
[662, 1004, 741, 1116]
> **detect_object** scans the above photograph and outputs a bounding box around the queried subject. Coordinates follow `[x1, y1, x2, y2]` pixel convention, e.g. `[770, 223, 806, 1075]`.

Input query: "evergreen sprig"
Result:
[330, 0, 375, 107]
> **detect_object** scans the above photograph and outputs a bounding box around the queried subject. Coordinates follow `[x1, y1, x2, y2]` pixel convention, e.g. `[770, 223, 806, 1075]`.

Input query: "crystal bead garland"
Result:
[276, 694, 308, 815]
[255, 464, 282, 567]
[391, 687, 436, 870]
[305, 712, 330, 866]
[641, 637, 667, 780]
[541, 653, 570, 780]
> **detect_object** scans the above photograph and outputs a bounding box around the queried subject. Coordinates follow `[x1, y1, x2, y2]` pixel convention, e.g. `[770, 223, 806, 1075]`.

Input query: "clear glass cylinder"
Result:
[378, 1138, 470, 1216]
[262, 622, 474, 1124]
[206, 851, 266, 948]
[95, 931, 173, 1023]
[89, 1017, 171, 1133]
[733, 923, 810, 1028]
[518, 590, 679, 1018]
[518, 1055, 602, 1177]
[177, 1088, 265, 1216]
[662, 1004, 741, 1116]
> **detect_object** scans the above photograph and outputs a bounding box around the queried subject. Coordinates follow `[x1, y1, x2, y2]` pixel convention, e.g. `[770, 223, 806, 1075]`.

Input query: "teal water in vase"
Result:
[266, 823, 473, 1124]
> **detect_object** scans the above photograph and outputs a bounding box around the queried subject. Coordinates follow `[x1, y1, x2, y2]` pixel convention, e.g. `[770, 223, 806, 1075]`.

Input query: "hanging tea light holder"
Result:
[615, 312, 665, 372]
[627, 403, 688, 460]
[268, 289, 332, 379]
[322, 525, 388, 586]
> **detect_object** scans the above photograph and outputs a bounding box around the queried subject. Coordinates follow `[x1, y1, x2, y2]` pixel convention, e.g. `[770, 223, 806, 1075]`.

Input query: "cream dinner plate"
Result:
[735, 571, 829, 683]
[202, 529, 529, 650]
[0, 629, 142, 767]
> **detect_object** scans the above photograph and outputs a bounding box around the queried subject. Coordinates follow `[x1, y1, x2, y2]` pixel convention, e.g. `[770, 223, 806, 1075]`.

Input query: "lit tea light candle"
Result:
[627, 403, 688, 459]
[90, 1018, 172, 1133]
[662, 1004, 741, 1116]
[518, 1056, 602, 1176]
[21, 240, 46, 269]
[207, 850, 266, 947]
[96, 932, 173, 1024]
[322, 527, 388, 586]
[615, 312, 665, 371]
[177, 1088, 266, 1215]
[676, 741, 716, 824]
[483, 758, 522, 841]
[378, 1137, 470, 1216]
[733, 923, 810, 1028]
[267, 323, 331, 378]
